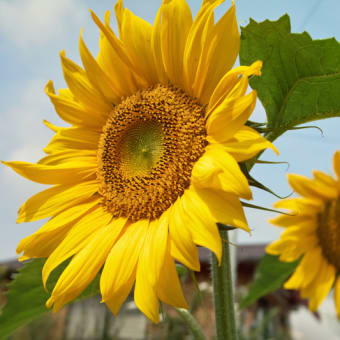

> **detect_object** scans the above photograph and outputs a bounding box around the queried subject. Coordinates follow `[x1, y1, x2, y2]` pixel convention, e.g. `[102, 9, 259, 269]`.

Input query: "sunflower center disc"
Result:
[120, 120, 163, 178]
[317, 198, 340, 270]
[97, 84, 207, 221]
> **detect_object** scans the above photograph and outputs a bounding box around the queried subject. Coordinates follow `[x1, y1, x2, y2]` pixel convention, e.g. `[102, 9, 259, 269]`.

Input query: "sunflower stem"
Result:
[174, 307, 207, 340]
[211, 229, 238, 340]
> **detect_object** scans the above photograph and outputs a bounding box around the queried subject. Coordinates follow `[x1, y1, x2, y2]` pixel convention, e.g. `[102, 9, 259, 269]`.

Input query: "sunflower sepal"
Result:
[217, 223, 236, 231]
[241, 201, 293, 216]
[245, 123, 324, 138]
[254, 159, 290, 169]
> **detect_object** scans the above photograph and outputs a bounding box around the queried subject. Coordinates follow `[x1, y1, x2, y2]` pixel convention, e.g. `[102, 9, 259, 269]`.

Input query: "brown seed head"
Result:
[97, 84, 207, 221]
[317, 197, 340, 270]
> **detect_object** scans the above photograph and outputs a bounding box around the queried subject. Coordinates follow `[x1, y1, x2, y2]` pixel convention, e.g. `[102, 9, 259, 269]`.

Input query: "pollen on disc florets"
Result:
[97, 83, 207, 221]
[317, 197, 340, 270]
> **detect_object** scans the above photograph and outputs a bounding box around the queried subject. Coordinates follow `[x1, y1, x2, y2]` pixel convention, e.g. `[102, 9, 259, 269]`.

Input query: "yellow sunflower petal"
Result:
[269, 214, 315, 228]
[206, 90, 257, 142]
[90, 10, 148, 89]
[47, 218, 126, 311]
[45, 81, 106, 129]
[156, 241, 188, 309]
[210, 126, 278, 162]
[134, 261, 160, 323]
[114, 0, 123, 36]
[138, 212, 169, 287]
[193, 1, 239, 104]
[17, 181, 98, 223]
[134, 224, 160, 323]
[43, 120, 61, 133]
[284, 246, 322, 290]
[46, 291, 77, 312]
[97, 11, 139, 96]
[91, 10, 130, 66]
[313, 170, 338, 188]
[100, 220, 148, 314]
[266, 238, 296, 256]
[104, 275, 135, 316]
[17, 197, 100, 257]
[273, 197, 322, 215]
[333, 150, 340, 180]
[193, 186, 249, 232]
[183, 0, 223, 93]
[79, 31, 121, 104]
[43, 126, 100, 154]
[301, 259, 335, 311]
[334, 277, 340, 319]
[169, 199, 200, 271]
[280, 220, 318, 238]
[133, 213, 171, 323]
[2, 161, 95, 185]
[18, 255, 31, 262]
[179, 187, 222, 263]
[38, 150, 96, 166]
[60, 51, 111, 113]
[17, 224, 70, 260]
[278, 235, 318, 262]
[266, 232, 317, 262]
[151, 7, 168, 83]
[33, 197, 100, 237]
[191, 144, 252, 199]
[42, 205, 112, 287]
[116, 2, 158, 84]
[288, 173, 338, 200]
[208, 61, 262, 114]
[159, 0, 193, 86]
[221, 73, 249, 104]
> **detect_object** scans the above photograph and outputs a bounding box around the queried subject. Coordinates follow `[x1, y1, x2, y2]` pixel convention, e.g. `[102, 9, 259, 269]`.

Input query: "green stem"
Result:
[174, 307, 207, 340]
[211, 229, 238, 340]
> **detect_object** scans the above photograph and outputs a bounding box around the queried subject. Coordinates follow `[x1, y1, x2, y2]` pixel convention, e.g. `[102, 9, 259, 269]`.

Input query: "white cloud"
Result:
[0, 0, 87, 48]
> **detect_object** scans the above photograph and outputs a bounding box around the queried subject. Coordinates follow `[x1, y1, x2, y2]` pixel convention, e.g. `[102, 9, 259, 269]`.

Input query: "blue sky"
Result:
[1, 0, 340, 261]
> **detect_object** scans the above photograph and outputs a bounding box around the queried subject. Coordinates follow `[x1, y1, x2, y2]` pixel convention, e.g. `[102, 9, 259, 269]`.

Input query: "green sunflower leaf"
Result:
[240, 14, 340, 141]
[0, 259, 100, 340]
[239, 254, 299, 309]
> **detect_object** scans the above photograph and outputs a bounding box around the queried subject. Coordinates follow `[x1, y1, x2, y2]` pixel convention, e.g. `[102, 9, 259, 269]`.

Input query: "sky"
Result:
[1, 0, 340, 261]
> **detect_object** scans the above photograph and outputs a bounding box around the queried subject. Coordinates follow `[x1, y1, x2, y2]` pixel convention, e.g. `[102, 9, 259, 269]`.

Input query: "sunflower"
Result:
[267, 151, 340, 316]
[3, 0, 276, 322]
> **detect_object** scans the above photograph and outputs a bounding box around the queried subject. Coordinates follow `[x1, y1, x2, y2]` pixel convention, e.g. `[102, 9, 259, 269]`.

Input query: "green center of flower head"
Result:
[97, 84, 207, 221]
[120, 121, 163, 178]
[317, 197, 340, 270]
